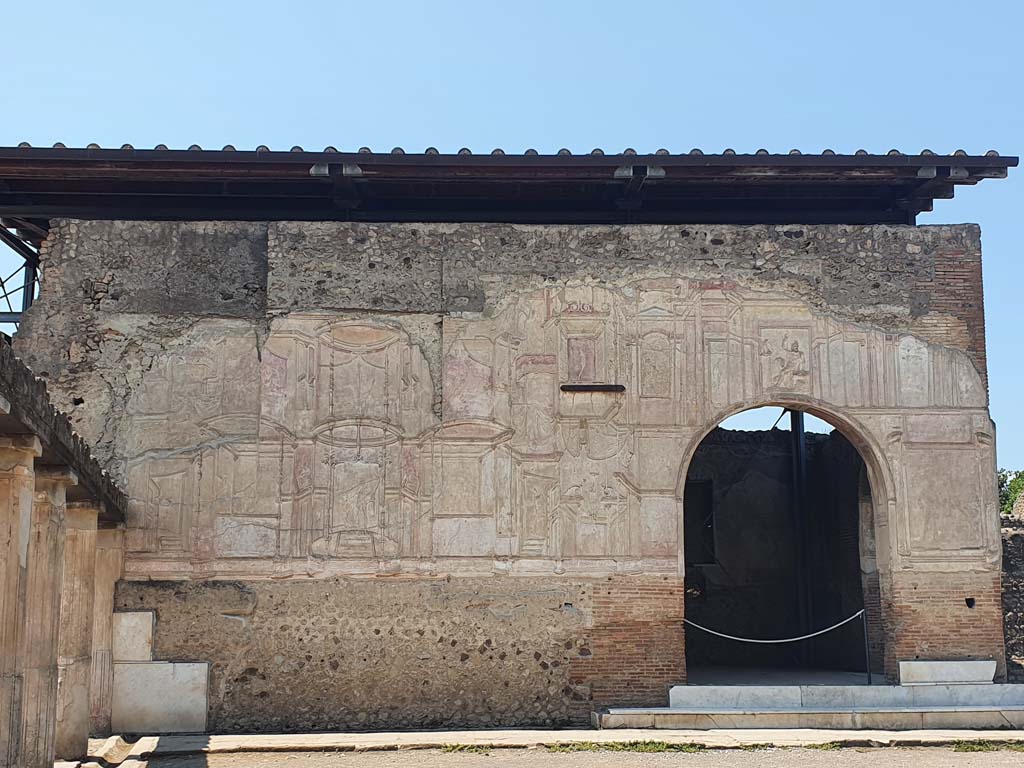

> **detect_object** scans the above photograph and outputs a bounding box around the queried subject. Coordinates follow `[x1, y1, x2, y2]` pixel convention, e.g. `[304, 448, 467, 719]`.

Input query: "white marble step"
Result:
[595, 705, 1024, 730]
[668, 684, 1024, 710]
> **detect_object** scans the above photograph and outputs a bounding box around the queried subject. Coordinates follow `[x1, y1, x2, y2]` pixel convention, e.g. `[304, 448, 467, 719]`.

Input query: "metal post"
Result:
[790, 409, 811, 665]
[21, 260, 37, 313]
[862, 610, 872, 685]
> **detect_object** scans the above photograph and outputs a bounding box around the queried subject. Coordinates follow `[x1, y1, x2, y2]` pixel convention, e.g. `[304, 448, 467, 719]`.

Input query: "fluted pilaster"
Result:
[0, 433, 41, 768]
[18, 467, 76, 768]
[54, 502, 98, 759]
[88, 527, 124, 737]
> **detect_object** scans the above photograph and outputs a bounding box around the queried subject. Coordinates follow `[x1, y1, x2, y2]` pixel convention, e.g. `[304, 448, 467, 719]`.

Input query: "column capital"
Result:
[35, 466, 79, 491]
[36, 465, 79, 483]
[0, 433, 43, 458]
[66, 502, 101, 531]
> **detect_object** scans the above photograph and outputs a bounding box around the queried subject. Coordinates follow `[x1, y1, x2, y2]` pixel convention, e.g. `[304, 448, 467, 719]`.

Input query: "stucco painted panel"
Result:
[12, 221, 998, 581]
[91, 281, 997, 578]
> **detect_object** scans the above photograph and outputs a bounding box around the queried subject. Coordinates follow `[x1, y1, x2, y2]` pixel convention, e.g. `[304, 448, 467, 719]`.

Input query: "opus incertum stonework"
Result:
[0, 147, 1019, 761]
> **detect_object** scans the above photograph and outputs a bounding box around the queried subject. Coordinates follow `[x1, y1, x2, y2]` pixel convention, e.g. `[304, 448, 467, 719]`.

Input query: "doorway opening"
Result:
[682, 406, 885, 685]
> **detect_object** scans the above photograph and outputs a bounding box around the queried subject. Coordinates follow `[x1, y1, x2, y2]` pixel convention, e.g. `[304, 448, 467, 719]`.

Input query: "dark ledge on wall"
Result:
[560, 384, 626, 393]
[0, 340, 126, 525]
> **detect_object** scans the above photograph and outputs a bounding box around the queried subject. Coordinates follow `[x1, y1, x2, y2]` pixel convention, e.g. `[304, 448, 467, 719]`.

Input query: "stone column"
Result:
[19, 467, 76, 768]
[88, 527, 124, 737]
[0, 432, 41, 768]
[54, 502, 99, 759]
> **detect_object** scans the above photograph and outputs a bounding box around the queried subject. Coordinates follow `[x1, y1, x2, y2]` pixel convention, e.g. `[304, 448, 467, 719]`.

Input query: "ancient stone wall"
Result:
[13, 220, 1006, 726]
[113, 574, 683, 731]
[1003, 529, 1024, 683]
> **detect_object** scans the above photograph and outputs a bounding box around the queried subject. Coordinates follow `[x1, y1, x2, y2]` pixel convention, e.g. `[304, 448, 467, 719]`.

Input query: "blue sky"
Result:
[2, 0, 1021, 464]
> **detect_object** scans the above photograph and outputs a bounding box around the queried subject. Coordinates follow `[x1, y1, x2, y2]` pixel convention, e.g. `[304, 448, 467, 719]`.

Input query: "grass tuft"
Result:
[806, 741, 843, 751]
[440, 744, 492, 755]
[546, 741, 705, 753]
[953, 740, 1024, 753]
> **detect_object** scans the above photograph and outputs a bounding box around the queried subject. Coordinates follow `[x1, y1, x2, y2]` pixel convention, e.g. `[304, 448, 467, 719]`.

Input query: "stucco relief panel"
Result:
[118, 281, 994, 577]
[884, 412, 1000, 566]
[121, 330, 260, 554]
[121, 317, 439, 569]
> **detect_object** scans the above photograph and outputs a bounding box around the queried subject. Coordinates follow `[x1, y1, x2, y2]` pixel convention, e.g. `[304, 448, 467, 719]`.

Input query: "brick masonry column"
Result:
[19, 467, 76, 768]
[569, 576, 686, 707]
[88, 527, 124, 737]
[0, 432, 41, 768]
[888, 569, 1006, 680]
[54, 502, 99, 760]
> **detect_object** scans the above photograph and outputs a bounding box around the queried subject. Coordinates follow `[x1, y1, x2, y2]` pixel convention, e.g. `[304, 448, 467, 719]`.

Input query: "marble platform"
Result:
[595, 683, 1024, 730]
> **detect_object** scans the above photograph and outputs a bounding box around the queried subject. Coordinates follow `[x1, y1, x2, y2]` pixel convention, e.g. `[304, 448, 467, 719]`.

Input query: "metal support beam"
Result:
[789, 409, 812, 664]
[0, 221, 41, 325]
[0, 226, 39, 268]
[21, 260, 36, 312]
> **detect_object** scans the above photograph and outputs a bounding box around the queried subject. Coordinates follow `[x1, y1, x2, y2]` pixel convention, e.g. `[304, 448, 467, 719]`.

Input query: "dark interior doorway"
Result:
[682, 406, 882, 681]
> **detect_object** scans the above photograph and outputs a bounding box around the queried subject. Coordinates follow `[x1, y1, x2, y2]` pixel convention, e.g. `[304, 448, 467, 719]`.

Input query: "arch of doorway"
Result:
[672, 394, 897, 682]
[673, 395, 897, 538]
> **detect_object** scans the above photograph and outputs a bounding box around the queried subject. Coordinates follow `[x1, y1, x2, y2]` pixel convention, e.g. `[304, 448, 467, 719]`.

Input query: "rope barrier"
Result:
[683, 609, 865, 645]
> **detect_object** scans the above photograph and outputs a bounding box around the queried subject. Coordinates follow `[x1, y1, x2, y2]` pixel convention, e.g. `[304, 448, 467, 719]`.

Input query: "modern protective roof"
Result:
[0, 144, 1016, 234]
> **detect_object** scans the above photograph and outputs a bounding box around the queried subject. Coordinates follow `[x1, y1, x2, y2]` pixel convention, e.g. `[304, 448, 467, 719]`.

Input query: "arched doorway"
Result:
[680, 405, 887, 685]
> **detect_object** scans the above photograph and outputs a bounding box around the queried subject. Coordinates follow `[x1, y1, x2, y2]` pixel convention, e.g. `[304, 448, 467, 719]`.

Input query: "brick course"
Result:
[910, 241, 988, 388]
[888, 571, 1005, 680]
[570, 578, 686, 707]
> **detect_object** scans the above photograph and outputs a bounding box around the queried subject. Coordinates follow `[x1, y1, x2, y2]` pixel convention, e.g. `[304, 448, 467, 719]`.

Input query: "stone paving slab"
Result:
[83, 728, 1024, 763]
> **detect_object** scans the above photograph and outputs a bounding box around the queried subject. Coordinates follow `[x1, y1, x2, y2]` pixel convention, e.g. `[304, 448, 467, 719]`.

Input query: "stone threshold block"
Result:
[668, 683, 1024, 709]
[595, 706, 1024, 730]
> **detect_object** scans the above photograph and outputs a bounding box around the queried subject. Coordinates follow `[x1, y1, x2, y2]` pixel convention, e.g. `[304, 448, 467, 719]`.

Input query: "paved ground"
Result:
[108, 746, 1024, 768]
[77, 730, 1024, 768]
[87, 728, 1024, 757]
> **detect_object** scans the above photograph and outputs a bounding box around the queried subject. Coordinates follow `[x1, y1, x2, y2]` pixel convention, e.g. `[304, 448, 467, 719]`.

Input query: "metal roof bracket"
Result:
[614, 164, 665, 179]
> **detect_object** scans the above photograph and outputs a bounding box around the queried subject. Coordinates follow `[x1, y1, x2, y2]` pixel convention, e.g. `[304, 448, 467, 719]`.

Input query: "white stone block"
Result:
[800, 684, 913, 709]
[668, 685, 802, 709]
[667, 682, 1024, 713]
[112, 662, 208, 733]
[112, 611, 154, 662]
[899, 660, 996, 685]
[909, 683, 1024, 707]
